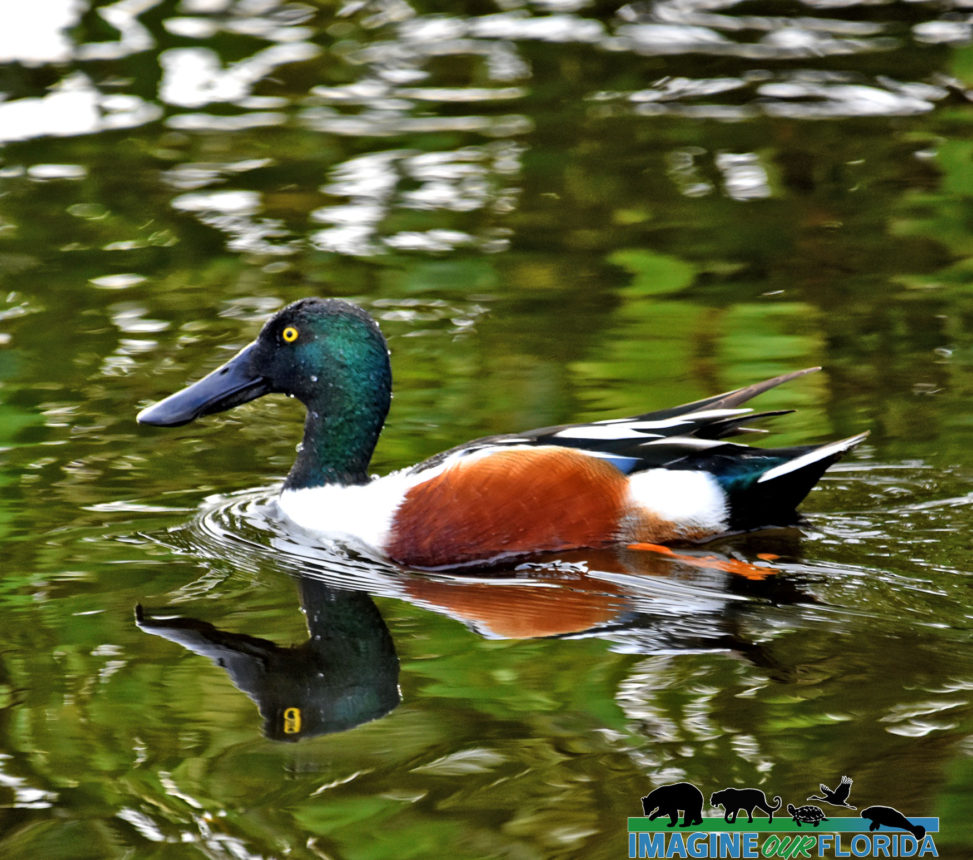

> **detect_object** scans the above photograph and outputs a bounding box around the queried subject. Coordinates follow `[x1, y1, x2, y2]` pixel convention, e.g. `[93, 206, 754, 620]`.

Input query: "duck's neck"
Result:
[284, 388, 389, 490]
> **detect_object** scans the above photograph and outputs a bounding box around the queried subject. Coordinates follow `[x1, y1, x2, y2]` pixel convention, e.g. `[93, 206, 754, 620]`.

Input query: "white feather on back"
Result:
[757, 433, 867, 483]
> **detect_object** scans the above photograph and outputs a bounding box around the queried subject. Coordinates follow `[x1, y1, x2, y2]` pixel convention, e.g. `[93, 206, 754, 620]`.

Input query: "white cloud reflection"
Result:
[0, 0, 83, 65]
[309, 143, 520, 255]
[3, 0, 970, 259]
[0, 73, 162, 144]
[159, 43, 320, 108]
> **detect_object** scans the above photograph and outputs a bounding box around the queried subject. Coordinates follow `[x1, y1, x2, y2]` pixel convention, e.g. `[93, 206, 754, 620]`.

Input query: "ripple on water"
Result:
[789, 463, 972, 639]
[160, 487, 410, 596]
[135, 459, 971, 652]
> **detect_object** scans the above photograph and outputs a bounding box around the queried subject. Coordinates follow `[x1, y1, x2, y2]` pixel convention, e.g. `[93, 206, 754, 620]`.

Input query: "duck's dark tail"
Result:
[711, 432, 869, 529]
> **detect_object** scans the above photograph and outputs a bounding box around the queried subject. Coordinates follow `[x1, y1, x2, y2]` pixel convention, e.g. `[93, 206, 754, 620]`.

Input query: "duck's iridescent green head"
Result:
[138, 298, 392, 488]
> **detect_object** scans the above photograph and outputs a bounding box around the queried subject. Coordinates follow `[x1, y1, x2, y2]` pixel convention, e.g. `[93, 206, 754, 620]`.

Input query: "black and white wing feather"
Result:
[413, 368, 821, 475]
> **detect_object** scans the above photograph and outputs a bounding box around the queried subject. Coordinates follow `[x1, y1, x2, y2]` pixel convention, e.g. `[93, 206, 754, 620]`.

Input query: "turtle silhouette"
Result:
[787, 804, 828, 827]
[807, 775, 856, 809]
[641, 782, 704, 827]
[862, 806, 926, 839]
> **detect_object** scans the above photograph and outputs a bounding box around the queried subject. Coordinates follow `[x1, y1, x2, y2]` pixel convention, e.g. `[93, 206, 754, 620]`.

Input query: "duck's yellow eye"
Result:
[282, 326, 299, 343]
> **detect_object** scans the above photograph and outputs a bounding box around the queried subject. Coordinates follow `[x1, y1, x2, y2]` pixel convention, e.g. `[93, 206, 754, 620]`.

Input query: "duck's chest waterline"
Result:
[277, 471, 417, 553]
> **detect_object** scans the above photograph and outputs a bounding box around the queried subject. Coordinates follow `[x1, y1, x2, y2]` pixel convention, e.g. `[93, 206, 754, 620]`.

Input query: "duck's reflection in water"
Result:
[136, 578, 400, 741]
[136, 531, 811, 739]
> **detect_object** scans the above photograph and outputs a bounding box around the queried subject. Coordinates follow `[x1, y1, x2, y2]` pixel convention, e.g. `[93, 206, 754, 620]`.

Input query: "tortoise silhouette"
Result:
[787, 804, 828, 827]
[862, 806, 925, 839]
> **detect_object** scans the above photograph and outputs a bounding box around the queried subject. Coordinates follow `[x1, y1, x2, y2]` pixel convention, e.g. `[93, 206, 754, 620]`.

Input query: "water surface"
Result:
[0, 1, 971, 858]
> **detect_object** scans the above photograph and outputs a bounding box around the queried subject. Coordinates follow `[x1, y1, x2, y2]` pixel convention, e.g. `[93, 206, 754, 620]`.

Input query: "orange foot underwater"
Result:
[138, 298, 867, 569]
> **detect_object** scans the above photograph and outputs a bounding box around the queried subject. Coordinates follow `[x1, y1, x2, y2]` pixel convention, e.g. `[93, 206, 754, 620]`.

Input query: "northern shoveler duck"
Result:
[137, 298, 866, 569]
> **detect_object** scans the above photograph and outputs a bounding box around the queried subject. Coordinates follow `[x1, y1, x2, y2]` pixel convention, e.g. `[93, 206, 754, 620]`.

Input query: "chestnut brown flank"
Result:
[386, 448, 629, 568]
[621, 508, 712, 544]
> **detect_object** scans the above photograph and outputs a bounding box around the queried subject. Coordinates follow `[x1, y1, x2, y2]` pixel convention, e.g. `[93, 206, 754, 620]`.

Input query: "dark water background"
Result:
[0, 1, 971, 858]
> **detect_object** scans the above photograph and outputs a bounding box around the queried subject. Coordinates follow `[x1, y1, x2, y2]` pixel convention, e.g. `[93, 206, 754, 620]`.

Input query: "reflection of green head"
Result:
[136, 577, 400, 742]
[260, 578, 400, 741]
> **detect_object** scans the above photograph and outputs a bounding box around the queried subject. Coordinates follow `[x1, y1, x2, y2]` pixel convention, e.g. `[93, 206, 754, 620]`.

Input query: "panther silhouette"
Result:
[641, 782, 704, 828]
[710, 787, 782, 823]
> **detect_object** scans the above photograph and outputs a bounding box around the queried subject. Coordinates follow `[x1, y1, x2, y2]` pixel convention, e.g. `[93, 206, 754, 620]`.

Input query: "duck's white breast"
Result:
[277, 470, 420, 553]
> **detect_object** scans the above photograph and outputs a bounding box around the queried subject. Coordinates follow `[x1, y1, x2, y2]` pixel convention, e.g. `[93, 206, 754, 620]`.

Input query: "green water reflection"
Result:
[1, 1, 971, 858]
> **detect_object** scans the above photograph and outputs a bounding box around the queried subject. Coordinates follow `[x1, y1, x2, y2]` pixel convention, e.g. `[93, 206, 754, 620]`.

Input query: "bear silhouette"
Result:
[862, 806, 926, 839]
[710, 787, 782, 823]
[641, 782, 704, 827]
